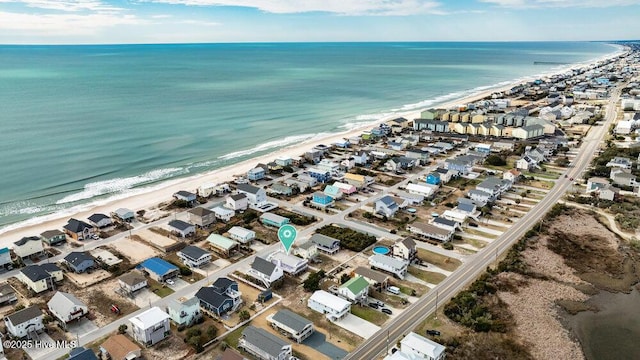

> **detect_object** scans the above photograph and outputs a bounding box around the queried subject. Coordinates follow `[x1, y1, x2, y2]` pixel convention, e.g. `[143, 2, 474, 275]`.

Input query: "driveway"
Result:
[24, 333, 58, 359]
[65, 317, 99, 335]
[333, 314, 380, 339]
[131, 288, 161, 307]
[168, 278, 190, 291]
[303, 331, 348, 360]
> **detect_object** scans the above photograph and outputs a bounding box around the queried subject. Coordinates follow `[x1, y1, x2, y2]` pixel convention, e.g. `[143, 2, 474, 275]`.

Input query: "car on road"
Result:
[381, 308, 393, 315]
[468, 222, 478, 227]
[91, 234, 100, 240]
[368, 303, 379, 309]
[426, 330, 441, 336]
[165, 279, 175, 285]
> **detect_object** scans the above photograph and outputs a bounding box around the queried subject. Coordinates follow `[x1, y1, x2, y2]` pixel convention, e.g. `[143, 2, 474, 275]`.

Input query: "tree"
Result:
[303, 270, 326, 292]
[239, 310, 251, 321]
[485, 155, 507, 167]
[118, 324, 128, 334]
[340, 273, 352, 284]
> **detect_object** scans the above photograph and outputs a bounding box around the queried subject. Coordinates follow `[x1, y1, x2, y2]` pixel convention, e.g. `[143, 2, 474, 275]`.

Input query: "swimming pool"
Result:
[373, 246, 390, 255]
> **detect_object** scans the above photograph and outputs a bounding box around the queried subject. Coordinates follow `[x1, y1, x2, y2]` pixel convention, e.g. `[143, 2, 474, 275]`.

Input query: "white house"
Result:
[212, 206, 235, 222]
[267, 251, 308, 276]
[375, 196, 399, 218]
[369, 254, 409, 279]
[118, 272, 148, 294]
[307, 290, 351, 321]
[239, 326, 293, 360]
[167, 220, 195, 238]
[293, 241, 318, 260]
[392, 237, 417, 262]
[385, 332, 446, 360]
[47, 291, 88, 324]
[432, 217, 460, 233]
[13, 236, 44, 259]
[227, 226, 256, 244]
[407, 222, 454, 242]
[226, 194, 248, 211]
[406, 183, 437, 198]
[177, 246, 212, 268]
[4, 305, 44, 339]
[468, 189, 494, 205]
[310, 234, 340, 254]
[337, 275, 369, 304]
[267, 309, 314, 343]
[129, 307, 171, 346]
[248, 257, 284, 287]
[236, 184, 267, 208]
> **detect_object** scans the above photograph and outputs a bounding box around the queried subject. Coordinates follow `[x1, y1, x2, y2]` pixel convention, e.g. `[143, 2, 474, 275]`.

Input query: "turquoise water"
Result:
[373, 246, 391, 255]
[0, 42, 617, 231]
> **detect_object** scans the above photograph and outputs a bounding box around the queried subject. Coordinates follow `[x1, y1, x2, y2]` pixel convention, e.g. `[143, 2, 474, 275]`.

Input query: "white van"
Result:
[387, 286, 400, 295]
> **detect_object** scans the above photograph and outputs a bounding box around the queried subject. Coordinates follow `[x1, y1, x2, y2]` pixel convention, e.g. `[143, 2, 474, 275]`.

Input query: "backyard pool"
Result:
[373, 246, 390, 255]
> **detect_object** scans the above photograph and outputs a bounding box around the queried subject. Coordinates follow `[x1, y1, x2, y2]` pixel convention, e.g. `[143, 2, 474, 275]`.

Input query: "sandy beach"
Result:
[0, 47, 625, 248]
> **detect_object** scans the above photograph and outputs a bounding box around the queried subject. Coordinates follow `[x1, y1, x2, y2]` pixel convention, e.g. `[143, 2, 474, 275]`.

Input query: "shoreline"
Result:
[0, 46, 626, 245]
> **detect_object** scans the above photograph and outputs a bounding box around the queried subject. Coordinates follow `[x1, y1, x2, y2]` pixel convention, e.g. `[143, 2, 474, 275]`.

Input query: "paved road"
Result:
[344, 85, 623, 360]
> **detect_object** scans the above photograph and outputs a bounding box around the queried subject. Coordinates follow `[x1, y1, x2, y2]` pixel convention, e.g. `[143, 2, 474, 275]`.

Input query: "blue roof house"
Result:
[0, 247, 11, 267]
[426, 172, 441, 186]
[247, 167, 265, 181]
[139, 257, 179, 282]
[307, 168, 331, 183]
[312, 192, 334, 208]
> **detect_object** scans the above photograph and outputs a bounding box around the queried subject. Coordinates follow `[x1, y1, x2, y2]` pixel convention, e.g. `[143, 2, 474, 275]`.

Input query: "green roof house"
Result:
[337, 275, 369, 304]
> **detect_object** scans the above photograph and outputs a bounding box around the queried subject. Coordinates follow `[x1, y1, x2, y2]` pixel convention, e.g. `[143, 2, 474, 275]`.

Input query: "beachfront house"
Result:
[407, 222, 454, 243]
[187, 207, 216, 228]
[275, 156, 293, 167]
[337, 276, 369, 304]
[375, 196, 399, 218]
[13, 236, 44, 259]
[64, 251, 95, 273]
[212, 206, 235, 222]
[167, 219, 196, 238]
[311, 192, 334, 208]
[173, 191, 197, 206]
[307, 290, 351, 321]
[239, 326, 293, 360]
[394, 191, 424, 205]
[118, 272, 148, 295]
[166, 296, 201, 327]
[4, 305, 44, 339]
[267, 309, 314, 344]
[0, 248, 10, 269]
[207, 234, 238, 257]
[113, 208, 135, 223]
[405, 149, 430, 165]
[129, 307, 171, 346]
[385, 157, 415, 172]
[177, 246, 212, 268]
[248, 256, 284, 288]
[236, 184, 267, 208]
[87, 213, 112, 228]
[293, 241, 318, 260]
[227, 226, 255, 244]
[226, 194, 248, 211]
[99, 334, 142, 360]
[392, 238, 417, 262]
[369, 254, 409, 279]
[40, 229, 66, 246]
[247, 167, 266, 181]
[139, 257, 178, 283]
[260, 213, 290, 228]
[333, 182, 357, 195]
[268, 251, 308, 276]
[195, 277, 242, 317]
[310, 233, 340, 254]
[47, 291, 88, 324]
[63, 218, 95, 241]
[354, 267, 390, 291]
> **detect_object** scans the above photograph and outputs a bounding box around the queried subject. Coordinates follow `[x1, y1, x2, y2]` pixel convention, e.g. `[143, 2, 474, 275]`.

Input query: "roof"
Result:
[340, 275, 369, 295]
[236, 183, 261, 195]
[401, 332, 446, 358]
[228, 226, 254, 238]
[179, 245, 209, 260]
[399, 237, 416, 248]
[354, 266, 389, 283]
[114, 208, 134, 219]
[64, 251, 94, 266]
[468, 189, 493, 198]
[270, 309, 312, 333]
[369, 254, 407, 269]
[48, 291, 86, 317]
[434, 217, 458, 227]
[118, 271, 147, 286]
[0, 282, 15, 298]
[457, 202, 476, 213]
[207, 234, 238, 250]
[6, 305, 42, 325]
[100, 334, 141, 360]
[213, 206, 235, 215]
[310, 233, 340, 247]
[20, 265, 52, 282]
[68, 347, 98, 360]
[63, 219, 93, 234]
[260, 212, 289, 223]
[167, 296, 200, 314]
[168, 219, 194, 231]
[309, 290, 351, 311]
[188, 207, 214, 217]
[588, 177, 610, 184]
[219, 348, 245, 360]
[41, 263, 61, 273]
[40, 229, 65, 239]
[409, 222, 452, 236]
[129, 307, 170, 329]
[87, 213, 110, 223]
[377, 195, 397, 207]
[140, 257, 178, 276]
[212, 277, 235, 291]
[268, 251, 307, 268]
[195, 286, 230, 308]
[174, 190, 196, 198]
[14, 236, 41, 246]
[251, 256, 277, 276]
[242, 326, 290, 358]
[297, 241, 315, 250]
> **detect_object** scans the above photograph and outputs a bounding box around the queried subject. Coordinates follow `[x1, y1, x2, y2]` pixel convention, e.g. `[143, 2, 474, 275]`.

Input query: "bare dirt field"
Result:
[139, 228, 179, 248]
[142, 333, 192, 360]
[71, 278, 140, 327]
[110, 237, 161, 264]
[65, 269, 113, 288]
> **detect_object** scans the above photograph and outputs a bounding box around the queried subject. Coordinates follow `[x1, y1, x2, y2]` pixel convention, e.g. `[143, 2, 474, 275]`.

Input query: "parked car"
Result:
[381, 308, 393, 315]
[468, 222, 478, 228]
[165, 279, 175, 285]
[368, 303, 379, 309]
[426, 330, 441, 336]
[91, 234, 100, 240]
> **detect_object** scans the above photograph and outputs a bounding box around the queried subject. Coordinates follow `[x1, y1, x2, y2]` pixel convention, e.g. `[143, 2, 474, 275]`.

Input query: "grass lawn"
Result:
[464, 229, 498, 239]
[523, 171, 561, 180]
[148, 279, 175, 298]
[351, 305, 389, 326]
[371, 291, 409, 309]
[222, 324, 248, 348]
[408, 267, 446, 284]
[416, 249, 462, 272]
[457, 237, 488, 249]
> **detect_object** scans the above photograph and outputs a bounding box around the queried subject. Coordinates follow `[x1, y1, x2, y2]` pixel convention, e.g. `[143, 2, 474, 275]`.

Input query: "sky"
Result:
[0, 0, 639, 44]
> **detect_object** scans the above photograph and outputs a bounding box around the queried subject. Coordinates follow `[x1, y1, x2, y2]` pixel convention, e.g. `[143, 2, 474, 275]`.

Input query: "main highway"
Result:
[345, 85, 623, 360]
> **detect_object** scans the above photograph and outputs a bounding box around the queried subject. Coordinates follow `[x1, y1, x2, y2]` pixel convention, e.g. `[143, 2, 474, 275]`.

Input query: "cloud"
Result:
[0, 0, 124, 12]
[478, 0, 640, 8]
[143, 0, 445, 15]
[0, 11, 147, 35]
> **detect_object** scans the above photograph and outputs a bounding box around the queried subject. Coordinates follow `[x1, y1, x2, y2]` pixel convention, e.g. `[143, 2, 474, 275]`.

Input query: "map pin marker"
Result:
[278, 224, 297, 255]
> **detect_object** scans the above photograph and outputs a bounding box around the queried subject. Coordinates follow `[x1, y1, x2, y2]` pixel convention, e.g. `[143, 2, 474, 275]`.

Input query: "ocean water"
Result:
[0, 42, 617, 232]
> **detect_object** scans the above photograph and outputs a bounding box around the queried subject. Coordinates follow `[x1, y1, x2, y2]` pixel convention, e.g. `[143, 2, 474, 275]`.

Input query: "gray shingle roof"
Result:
[87, 213, 110, 223]
[188, 207, 214, 216]
[14, 236, 41, 246]
[179, 246, 209, 260]
[270, 309, 312, 333]
[40, 229, 65, 239]
[242, 326, 289, 358]
[310, 234, 340, 248]
[48, 291, 86, 318]
[20, 265, 51, 282]
[64, 251, 93, 266]
[64, 218, 93, 233]
[236, 183, 261, 194]
[168, 219, 193, 231]
[6, 305, 42, 325]
[434, 217, 457, 227]
[251, 256, 277, 276]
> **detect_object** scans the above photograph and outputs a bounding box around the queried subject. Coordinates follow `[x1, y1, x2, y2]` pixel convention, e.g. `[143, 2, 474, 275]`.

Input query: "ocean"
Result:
[0, 42, 618, 232]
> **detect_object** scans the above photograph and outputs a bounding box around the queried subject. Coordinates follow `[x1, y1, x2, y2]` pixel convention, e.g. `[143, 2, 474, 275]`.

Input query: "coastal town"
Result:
[0, 45, 638, 360]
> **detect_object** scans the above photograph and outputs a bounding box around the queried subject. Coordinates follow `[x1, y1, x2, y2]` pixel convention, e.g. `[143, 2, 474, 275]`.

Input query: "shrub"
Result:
[303, 270, 326, 292]
[486, 155, 507, 166]
[443, 242, 454, 250]
[316, 225, 376, 252]
[239, 310, 251, 321]
[118, 324, 128, 334]
[340, 273, 352, 284]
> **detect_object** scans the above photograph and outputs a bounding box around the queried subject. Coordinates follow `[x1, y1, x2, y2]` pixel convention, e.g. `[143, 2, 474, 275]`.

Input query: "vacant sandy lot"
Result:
[65, 269, 112, 288]
[138, 229, 178, 248]
[110, 237, 160, 264]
